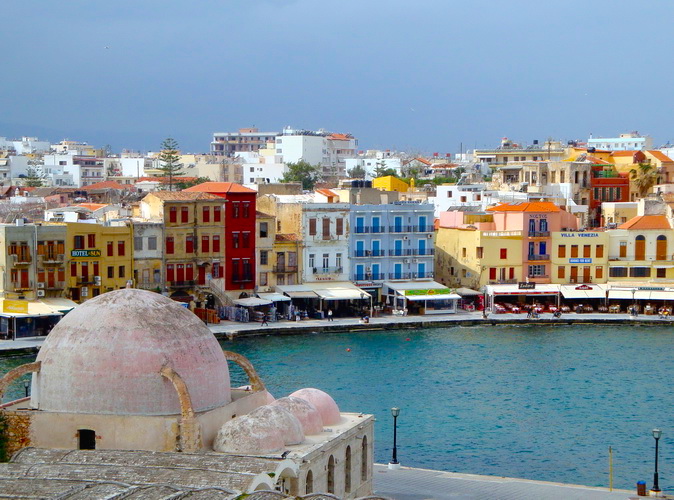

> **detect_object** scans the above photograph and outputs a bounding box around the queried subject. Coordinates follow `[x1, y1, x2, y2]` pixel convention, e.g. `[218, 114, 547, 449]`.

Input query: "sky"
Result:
[2, 0, 674, 154]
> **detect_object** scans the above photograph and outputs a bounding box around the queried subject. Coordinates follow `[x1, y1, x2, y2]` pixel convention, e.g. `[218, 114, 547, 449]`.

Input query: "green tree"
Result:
[157, 137, 184, 191]
[347, 165, 366, 179]
[630, 162, 660, 198]
[176, 176, 212, 190]
[25, 159, 45, 187]
[280, 160, 321, 190]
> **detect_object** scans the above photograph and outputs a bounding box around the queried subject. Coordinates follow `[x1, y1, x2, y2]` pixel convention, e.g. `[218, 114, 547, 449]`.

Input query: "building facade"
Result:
[211, 128, 279, 156]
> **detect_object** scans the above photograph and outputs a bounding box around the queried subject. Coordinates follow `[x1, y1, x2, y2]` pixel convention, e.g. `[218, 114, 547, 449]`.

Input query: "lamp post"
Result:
[652, 428, 663, 495]
[388, 407, 401, 469]
[23, 379, 29, 398]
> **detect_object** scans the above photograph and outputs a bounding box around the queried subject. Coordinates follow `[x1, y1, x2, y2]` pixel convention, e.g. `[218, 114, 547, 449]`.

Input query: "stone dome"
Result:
[272, 396, 324, 435]
[214, 405, 303, 454]
[33, 289, 231, 416]
[289, 388, 341, 425]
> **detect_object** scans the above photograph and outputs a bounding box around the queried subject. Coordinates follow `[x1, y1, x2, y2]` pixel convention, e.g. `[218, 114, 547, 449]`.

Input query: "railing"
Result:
[11, 253, 32, 264]
[528, 231, 550, 237]
[389, 249, 408, 256]
[526, 275, 550, 279]
[10, 281, 33, 291]
[413, 272, 434, 279]
[527, 254, 550, 261]
[410, 248, 435, 256]
[137, 281, 161, 290]
[569, 277, 593, 284]
[354, 226, 386, 234]
[45, 281, 66, 290]
[387, 249, 435, 256]
[77, 277, 98, 285]
[312, 267, 343, 275]
[389, 225, 412, 233]
[273, 265, 298, 273]
[41, 253, 65, 264]
[353, 273, 386, 281]
[484, 231, 523, 237]
[411, 225, 435, 233]
[489, 279, 518, 284]
[388, 273, 412, 280]
[231, 275, 253, 283]
[168, 280, 196, 288]
[354, 250, 386, 257]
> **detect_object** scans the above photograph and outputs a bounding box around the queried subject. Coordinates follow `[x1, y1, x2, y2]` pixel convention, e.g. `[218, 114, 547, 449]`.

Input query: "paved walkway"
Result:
[372, 464, 638, 500]
[0, 338, 44, 355]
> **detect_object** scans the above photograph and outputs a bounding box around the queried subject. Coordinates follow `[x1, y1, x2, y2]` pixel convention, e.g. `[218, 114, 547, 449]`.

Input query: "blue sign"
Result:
[569, 258, 592, 264]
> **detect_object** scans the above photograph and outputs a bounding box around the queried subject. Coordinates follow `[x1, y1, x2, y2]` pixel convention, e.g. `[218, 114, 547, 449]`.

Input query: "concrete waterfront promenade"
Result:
[373, 464, 637, 499]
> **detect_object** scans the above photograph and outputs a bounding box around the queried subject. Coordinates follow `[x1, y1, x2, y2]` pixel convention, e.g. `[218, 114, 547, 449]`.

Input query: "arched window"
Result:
[305, 470, 313, 494]
[327, 455, 335, 494]
[361, 435, 368, 482]
[657, 235, 668, 261]
[345, 445, 352, 493]
[635, 235, 646, 260]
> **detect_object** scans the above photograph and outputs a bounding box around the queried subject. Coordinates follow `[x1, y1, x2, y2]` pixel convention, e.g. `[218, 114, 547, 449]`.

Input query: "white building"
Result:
[587, 132, 653, 151]
[236, 151, 287, 184]
[42, 154, 104, 187]
[0, 136, 51, 154]
[211, 128, 279, 156]
[431, 184, 486, 216]
[344, 156, 402, 179]
[275, 127, 358, 177]
[104, 155, 153, 178]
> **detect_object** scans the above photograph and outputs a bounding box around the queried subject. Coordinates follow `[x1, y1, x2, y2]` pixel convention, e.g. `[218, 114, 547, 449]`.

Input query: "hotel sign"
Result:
[71, 249, 101, 258]
[405, 288, 451, 296]
[569, 258, 592, 264]
[560, 233, 600, 238]
[3, 299, 28, 314]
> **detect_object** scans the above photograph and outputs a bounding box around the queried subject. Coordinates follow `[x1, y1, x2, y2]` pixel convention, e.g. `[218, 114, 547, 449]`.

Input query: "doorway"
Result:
[78, 429, 96, 450]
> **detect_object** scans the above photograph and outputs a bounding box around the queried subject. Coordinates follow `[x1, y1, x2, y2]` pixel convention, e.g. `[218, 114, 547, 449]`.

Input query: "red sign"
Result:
[575, 284, 592, 290]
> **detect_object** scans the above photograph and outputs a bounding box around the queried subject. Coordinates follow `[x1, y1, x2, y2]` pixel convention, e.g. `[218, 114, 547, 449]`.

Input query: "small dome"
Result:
[272, 396, 323, 435]
[289, 388, 341, 425]
[214, 405, 303, 454]
[34, 289, 231, 416]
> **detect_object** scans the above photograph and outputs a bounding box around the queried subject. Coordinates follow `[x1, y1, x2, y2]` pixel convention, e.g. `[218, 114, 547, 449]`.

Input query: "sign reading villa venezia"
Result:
[71, 249, 101, 258]
[404, 288, 451, 296]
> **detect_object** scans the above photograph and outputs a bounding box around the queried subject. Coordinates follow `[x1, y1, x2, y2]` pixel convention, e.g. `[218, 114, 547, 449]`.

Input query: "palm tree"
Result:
[630, 162, 660, 198]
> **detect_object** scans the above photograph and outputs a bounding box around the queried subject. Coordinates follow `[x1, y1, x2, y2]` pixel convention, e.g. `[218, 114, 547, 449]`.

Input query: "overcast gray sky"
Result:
[2, 0, 673, 153]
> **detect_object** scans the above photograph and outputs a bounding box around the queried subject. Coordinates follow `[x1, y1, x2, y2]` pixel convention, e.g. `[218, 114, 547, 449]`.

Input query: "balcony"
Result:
[388, 272, 412, 280]
[527, 254, 550, 261]
[353, 273, 386, 281]
[528, 231, 550, 238]
[45, 281, 66, 290]
[569, 277, 593, 284]
[40, 253, 65, 264]
[232, 275, 253, 283]
[11, 253, 32, 265]
[312, 267, 343, 275]
[353, 226, 386, 234]
[137, 281, 161, 290]
[273, 265, 298, 273]
[389, 249, 408, 257]
[168, 280, 196, 288]
[354, 250, 386, 257]
[489, 279, 518, 284]
[526, 275, 550, 279]
[389, 225, 413, 233]
[10, 281, 33, 292]
[77, 277, 98, 285]
[411, 225, 435, 233]
[410, 248, 435, 256]
[413, 271, 434, 279]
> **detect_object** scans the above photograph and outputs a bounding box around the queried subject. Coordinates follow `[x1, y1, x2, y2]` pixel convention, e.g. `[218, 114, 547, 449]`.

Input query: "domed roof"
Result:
[289, 388, 341, 425]
[272, 396, 323, 435]
[34, 289, 231, 416]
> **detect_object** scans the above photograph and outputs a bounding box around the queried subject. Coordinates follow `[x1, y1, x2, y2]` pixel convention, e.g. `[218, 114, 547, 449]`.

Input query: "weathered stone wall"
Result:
[3, 411, 32, 458]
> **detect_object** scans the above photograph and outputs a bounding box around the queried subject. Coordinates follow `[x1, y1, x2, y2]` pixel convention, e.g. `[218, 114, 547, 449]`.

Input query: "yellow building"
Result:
[601, 202, 639, 226]
[256, 211, 275, 292]
[550, 232, 609, 284]
[372, 175, 409, 193]
[66, 222, 134, 303]
[272, 234, 301, 287]
[139, 192, 225, 300]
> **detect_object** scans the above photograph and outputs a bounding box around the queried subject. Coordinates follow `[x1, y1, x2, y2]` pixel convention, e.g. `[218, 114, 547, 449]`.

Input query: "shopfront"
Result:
[384, 281, 460, 315]
[486, 283, 560, 313]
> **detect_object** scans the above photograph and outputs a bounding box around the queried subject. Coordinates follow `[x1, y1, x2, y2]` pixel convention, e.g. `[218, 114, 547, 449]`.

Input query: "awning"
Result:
[233, 297, 272, 307]
[649, 291, 674, 301]
[39, 298, 78, 313]
[487, 284, 560, 296]
[0, 298, 64, 318]
[456, 287, 482, 296]
[275, 285, 319, 299]
[257, 293, 291, 302]
[608, 290, 633, 300]
[308, 282, 370, 301]
[406, 293, 461, 301]
[560, 285, 607, 300]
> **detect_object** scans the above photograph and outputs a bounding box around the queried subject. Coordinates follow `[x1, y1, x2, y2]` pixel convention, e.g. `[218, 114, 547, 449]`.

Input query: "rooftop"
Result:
[486, 201, 561, 213]
[146, 191, 222, 201]
[618, 215, 672, 230]
[184, 182, 256, 194]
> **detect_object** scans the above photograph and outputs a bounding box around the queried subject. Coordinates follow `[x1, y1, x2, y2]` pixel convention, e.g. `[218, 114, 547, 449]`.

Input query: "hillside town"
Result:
[1, 129, 673, 339]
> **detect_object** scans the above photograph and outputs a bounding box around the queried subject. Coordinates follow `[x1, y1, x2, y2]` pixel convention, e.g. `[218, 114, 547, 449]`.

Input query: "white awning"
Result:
[487, 284, 560, 296]
[456, 287, 482, 296]
[275, 285, 319, 299]
[608, 290, 637, 300]
[649, 291, 674, 301]
[308, 282, 370, 301]
[560, 285, 606, 300]
[257, 292, 291, 302]
[39, 297, 78, 313]
[234, 297, 273, 307]
[406, 294, 461, 301]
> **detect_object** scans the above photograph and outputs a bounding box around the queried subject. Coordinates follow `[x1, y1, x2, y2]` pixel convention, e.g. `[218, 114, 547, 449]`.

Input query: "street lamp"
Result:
[652, 428, 663, 495]
[388, 407, 401, 469]
[23, 379, 29, 398]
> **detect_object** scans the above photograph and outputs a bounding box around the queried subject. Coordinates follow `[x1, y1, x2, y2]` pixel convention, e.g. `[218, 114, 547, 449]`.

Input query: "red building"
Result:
[184, 182, 257, 294]
[589, 164, 630, 227]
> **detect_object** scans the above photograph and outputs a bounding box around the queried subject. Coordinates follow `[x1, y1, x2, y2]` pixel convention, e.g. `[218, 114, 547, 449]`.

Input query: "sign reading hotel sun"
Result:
[71, 249, 102, 258]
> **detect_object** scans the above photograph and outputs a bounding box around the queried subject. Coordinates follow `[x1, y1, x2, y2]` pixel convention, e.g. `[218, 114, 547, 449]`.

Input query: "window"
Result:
[213, 235, 220, 253]
[609, 267, 628, 278]
[148, 236, 157, 250]
[327, 455, 335, 494]
[596, 245, 604, 258]
[345, 445, 352, 494]
[260, 250, 268, 265]
[214, 206, 222, 222]
[583, 245, 591, 258]
[309, 218, 317, 235]
[558, 245, 566, 258]
[242, 232, 250, 248]
[629, 267, 651, 278]
[202, 235, 210, 253]
[558, 266, 565, 279]
[212, 262, 220, 278]
[336, 253, 342, 269]
[134, 237, 143, 252]
[232, 232, 240, 249]
[477, 247, 484, 258]
[596, 266, 603, 279]
[202, 206, 210, 223]
[306, 470, 313, 495]
[181, 206, 188, 223]
[259, 222, 268, 238]
[489, 268, 497, 280]
[619, 241, 627, 258]
[107, 266, 114, 279]
[259, 272, 268, 286]
[166, 237, 174, 254]
[528, 264, 546, 277]
[118, 266, 125, 278]
[570, 245, 579, 258]
[93, 262, 99, 277]
[657, 268, 667, 278]
[635, 235, 646, 260]
[657, 235, 668, 260]
[243, 202, 250, 218]
[500, 248, 507, 259]
[74, 235, 85, 250]
[107, 241, 113, 256]
[118, 241, 125, 256]
[169, 206, 177, 223]
[460, 196, 467, 203]
[322, 218, 330, 239]
[232, 202, 240, 218]
[322, 253, 329, 269]
[81, 262, 88, 279]
[78, 429, 96, 450]
[87, 234, 96, 248]
[309, 254, 315, 268]
[361, 435, 368, 481]
[186, 235, 194, 253]
[336, 218, 344, 236]
[166, 264, 175, 282]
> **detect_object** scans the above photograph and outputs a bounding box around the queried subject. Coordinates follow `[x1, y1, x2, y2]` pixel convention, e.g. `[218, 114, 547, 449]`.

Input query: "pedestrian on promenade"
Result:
[327, 309, 333, 322]
[261, 314, 269, 326]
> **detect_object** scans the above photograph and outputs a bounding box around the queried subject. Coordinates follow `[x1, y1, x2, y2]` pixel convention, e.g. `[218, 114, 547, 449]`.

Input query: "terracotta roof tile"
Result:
[77, 203, 108, 211]
[618, 215, 671, 230]
[316, 188, 338, 198]
[137, 176, 198, 183]
[184, 182, 256, 194]
[610, 150, 640, 157]
[145, 191, 221, 201]
[648, 150, 673, 162]
[82, 180, 130, 190]
[486, 201, 561, 213]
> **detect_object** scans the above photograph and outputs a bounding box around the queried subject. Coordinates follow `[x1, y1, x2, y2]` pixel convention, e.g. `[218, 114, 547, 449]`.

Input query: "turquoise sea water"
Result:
[2, 324, 674, 490]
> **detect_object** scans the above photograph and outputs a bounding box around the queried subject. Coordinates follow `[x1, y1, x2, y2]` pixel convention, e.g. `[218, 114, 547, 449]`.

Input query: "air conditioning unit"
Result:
[37, 282, 45, 289]
[403, 259, 410, 264]
[37, 289, 45, 297]
[427, 234, 433, 238]
[81, 287, 89, 297]
[413, 259, 419, 263]
[403, 236, 409, 240]
[94, 276, 101, 285]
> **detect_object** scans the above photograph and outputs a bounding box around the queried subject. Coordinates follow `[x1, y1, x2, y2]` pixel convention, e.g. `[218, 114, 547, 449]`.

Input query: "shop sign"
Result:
[3, 299, 28, 314]
[638, 286, 665, 291]
[575, 284, 593, 290]
[518, 282, 536, 290]
[71, 249, 101, 258]
[405, 288, 451, 296]
[561, 233, 600, 237]
[569, 258, 591, 264]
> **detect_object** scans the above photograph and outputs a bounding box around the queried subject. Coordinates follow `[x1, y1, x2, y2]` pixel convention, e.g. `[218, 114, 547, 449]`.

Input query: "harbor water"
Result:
[2, 324, 673, 490]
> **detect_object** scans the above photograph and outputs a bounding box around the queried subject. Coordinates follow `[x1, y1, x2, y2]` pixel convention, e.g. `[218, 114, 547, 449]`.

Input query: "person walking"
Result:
[327, 309, 333, 322]
[261, 313, 269, 326]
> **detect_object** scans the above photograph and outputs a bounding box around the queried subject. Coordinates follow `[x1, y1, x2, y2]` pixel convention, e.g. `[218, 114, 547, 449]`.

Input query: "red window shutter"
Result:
[93, 262, 99, 276]
[166, 237, 174, 254]
[169, 206, 177, 223]
[509, 267, 515, 279]
[202, 206, 210, 223]
[186, 235, 194, 253]
[167, 264, 175, 282]
[214, 206, 222, 222]
[202, 235, 209, 253]
[107, 241, 113, 256]
[71, 262, 77, 277]
[489, 268, 497, 280]
[213, 235, 220, 253]
[186, 264, 194, 281]
[118, 241, 125, 256]
[37, 271, 45, 283]
[88, 234, 96, 248]
[58, 268, 65, 281]
[181, 206, 188, 223]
